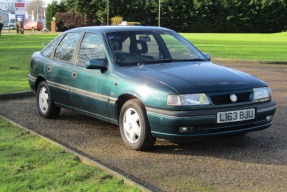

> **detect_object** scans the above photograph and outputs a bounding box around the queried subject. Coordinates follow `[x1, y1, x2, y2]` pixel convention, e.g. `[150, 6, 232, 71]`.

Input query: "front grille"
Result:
[210, 92, 252, 105]
[194, 118, 267, 134]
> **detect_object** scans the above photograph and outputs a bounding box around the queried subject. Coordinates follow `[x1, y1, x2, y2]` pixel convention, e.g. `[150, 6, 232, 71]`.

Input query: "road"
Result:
[1, 61, 286, 192]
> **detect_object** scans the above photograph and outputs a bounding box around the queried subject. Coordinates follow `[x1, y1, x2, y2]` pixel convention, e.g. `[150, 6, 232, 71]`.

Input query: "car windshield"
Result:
[106, 30, 207, 66]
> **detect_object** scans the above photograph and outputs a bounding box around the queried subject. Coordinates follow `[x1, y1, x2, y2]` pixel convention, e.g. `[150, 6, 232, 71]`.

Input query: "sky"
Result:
[38, 0, 60, 7]
[43, 0, 58, 6]
[0, 0, 59, 7]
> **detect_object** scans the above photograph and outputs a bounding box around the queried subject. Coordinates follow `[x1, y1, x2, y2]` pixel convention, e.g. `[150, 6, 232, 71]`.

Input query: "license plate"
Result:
[217, 108, 255, 123]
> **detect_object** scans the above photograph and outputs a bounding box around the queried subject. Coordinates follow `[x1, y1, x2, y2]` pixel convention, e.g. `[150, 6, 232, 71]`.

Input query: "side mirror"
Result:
[203, 53, 211, 61]
[86, 59, 107, 70]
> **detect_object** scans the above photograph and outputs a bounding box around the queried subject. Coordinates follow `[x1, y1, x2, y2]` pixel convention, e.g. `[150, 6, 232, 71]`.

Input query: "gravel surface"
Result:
[0, 61, 286, 192]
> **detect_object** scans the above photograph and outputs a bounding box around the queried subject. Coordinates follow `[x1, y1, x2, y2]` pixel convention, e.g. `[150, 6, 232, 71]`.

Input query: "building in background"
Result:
[0, 0, 15, 13]
[0, 0, 15, 27]
[0, 10, 16, 28]
[0, 0, 22, 28]
[0, 0, 48, 27]
[0, 11, 9, 27]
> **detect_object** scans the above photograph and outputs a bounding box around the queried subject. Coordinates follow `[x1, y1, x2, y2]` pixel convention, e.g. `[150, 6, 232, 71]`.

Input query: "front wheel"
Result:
[36, 81, 60, 118]
[119, 99, 156, 151]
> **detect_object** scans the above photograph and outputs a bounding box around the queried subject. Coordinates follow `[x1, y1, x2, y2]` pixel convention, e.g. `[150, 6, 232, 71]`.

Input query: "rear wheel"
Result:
[119, 99, 156, 151]
[36, 81, 60, 118]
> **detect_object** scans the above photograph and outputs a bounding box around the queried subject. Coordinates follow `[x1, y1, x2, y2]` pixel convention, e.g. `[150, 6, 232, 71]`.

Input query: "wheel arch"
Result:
[115, 94, 145, 121]
[34, 76, 46, 92]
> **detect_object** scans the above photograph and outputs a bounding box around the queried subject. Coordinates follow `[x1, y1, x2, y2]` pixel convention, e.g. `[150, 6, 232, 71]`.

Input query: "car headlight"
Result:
[253, 87, 271, 101]
[167, 94, 210, 106]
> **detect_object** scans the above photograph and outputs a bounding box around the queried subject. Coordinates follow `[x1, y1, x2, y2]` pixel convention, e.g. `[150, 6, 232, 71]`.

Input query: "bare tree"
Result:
[26, 0, 45, 21]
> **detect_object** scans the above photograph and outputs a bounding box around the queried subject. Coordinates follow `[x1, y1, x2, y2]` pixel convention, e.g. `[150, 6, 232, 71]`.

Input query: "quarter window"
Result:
[54, 33, 81, 62]
[77, 33, 106, 67]
[41, 34, 63, 58]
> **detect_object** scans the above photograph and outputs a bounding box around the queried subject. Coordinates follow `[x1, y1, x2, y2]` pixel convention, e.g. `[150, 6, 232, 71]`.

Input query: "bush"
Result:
[110, 16, 123, 25]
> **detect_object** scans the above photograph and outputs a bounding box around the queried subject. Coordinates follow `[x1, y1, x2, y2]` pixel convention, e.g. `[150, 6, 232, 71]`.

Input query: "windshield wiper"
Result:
[121, 58, 206, 66]
[120, 58, 174, 66]
[174, 58, 207, 62]
[160, 59, 173, 62]
[138, 59, 173, 64]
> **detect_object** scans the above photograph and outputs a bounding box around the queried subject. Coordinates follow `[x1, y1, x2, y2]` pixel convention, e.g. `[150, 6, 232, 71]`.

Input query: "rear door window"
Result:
[54, 33, 81, 63]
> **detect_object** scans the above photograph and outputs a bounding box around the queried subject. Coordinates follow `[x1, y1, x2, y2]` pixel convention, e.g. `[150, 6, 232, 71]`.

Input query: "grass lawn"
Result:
[181, 32, 287, 61]
[0, 118, 140, 192]
[0, 32, 286, 94]
[0, 33, 57, 94]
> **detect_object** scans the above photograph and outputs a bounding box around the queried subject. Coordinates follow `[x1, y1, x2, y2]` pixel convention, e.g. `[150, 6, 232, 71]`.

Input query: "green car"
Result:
[28, 26, 276, 150]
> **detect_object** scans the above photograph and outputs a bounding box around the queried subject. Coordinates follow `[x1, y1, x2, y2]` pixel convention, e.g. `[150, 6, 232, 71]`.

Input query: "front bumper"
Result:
[146, 101, 276, 141]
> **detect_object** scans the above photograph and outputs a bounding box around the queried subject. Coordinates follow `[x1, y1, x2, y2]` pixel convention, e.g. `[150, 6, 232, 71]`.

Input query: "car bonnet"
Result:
[116, 61, 267, 94]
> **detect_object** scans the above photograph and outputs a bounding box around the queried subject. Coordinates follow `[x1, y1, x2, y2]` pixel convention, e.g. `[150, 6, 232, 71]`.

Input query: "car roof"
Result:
[65, 26, 174, 34]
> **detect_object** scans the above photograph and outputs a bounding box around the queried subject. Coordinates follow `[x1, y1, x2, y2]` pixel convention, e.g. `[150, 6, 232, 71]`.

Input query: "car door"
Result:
[45, 32, 81, 107]
[70, 32, 113, 121]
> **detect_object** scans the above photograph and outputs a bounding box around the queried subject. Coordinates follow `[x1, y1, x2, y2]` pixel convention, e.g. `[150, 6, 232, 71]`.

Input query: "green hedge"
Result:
[47, 0, 287, 33]
[161, 0, 287, 33]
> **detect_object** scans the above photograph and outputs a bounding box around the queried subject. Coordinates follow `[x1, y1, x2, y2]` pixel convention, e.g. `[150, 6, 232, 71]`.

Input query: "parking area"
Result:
[0, 61, 286, 192]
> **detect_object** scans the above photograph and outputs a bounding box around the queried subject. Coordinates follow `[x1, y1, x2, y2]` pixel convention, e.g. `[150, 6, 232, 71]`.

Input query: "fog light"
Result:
[179, 127, 194, 133]
[266, 115, 273, 121]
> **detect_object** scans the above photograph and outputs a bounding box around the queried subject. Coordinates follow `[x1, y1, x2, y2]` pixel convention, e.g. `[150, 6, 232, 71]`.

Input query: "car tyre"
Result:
[37, 81, 60, 118]
[119, 99, 156, 151]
